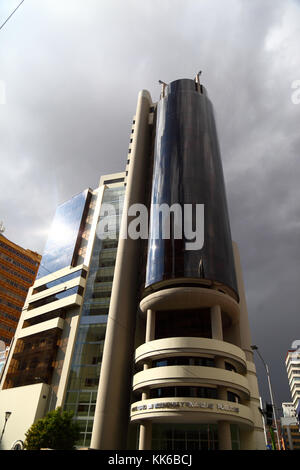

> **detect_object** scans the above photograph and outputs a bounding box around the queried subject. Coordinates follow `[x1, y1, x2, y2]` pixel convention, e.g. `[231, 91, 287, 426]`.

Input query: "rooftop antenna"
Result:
[195, 71, 202, 93]
[158, 80, 168, 99]
[0, 221, 5, 234]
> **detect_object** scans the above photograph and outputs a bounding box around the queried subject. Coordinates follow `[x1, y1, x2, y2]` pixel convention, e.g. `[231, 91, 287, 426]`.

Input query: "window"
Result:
[150, 386, 217, 399]
[28, 285, 84, 311]
[103, 178, 124, 184]
[0, 240, 39, 267]
[225, 362, 237, 372]
[152, 356, 215, 368]
[155, 308, 212, 339]
[152, 424, 218, 450]
[227, 391, 241, 403]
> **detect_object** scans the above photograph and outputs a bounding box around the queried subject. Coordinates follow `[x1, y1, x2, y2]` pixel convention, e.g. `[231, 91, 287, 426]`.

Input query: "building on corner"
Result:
[0, 77, 265, 450]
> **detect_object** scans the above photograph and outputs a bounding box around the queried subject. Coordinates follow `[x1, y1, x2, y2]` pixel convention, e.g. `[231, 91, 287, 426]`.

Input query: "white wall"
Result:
[0, 383, 50, 450]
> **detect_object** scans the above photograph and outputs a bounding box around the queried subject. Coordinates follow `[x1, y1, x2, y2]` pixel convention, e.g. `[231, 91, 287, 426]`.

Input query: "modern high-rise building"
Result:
[285, 346, 300, 412]
[0, 77, 265, 450]
[0, 233, 41, 346]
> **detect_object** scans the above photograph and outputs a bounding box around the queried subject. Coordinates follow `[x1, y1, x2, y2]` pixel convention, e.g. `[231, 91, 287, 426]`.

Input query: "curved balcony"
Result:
[135, 337, 247, 372]
[139, 287, 239, 324]
[130, 397, 254, 427]
[133, 365, 250, 397]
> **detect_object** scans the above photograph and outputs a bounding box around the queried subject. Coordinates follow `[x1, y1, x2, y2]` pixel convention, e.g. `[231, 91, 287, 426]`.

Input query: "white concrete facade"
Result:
[0, 383, 50, 450]
[286, 349, 300, 409]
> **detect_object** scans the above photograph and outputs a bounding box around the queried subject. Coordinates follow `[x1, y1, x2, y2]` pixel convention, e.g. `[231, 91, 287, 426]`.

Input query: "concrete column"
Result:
[142, 364, 150, 400]
[211, 305, 223, 340]
[215, 357, 225, 369]
[145, 309, 155, 342]
[90, 90, 153, 450]
[218, 386, 227, 401]
[218, 421, 232, 450]
[139, 421, 152, 450]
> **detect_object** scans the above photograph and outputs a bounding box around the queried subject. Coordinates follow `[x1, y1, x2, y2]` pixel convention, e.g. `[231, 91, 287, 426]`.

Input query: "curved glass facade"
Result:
[145, 79, 238, 300]
[37, 190, 91, 279]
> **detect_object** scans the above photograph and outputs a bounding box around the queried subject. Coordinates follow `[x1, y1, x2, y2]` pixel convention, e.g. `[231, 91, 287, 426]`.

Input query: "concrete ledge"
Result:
[133, 365, 250, 396]
[140, 287, 240, 324]
[135, 337, 247, 370]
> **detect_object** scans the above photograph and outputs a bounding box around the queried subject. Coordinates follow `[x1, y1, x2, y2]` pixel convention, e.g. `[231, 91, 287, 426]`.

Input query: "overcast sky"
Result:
[1, 0, 300, 412]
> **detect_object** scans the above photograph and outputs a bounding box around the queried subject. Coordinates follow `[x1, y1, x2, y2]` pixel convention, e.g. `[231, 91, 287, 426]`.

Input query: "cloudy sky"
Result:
[1, 0, 300, 412]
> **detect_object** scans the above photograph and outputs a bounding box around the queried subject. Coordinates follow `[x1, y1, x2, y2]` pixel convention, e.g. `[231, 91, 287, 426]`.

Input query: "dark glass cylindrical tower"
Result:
[145, 78, 238, 301]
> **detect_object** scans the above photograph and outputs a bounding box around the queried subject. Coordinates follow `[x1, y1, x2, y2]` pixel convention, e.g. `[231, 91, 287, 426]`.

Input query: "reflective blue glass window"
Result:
[37, 190, 90, 278]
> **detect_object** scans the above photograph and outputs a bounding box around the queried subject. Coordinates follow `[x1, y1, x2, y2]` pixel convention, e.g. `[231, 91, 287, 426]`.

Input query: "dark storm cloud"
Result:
[0, 0, 300, 408]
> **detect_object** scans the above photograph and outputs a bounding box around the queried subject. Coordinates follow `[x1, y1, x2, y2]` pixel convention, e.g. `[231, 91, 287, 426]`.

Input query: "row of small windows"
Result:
[0, 286, 25, 302]
[152, 357, 215, 368]
[151, 356, 236, 373]
[95, 276, 114, 284]
[0, 323, 14, 333]
[0, 252, 36, 275]
[150, 386, 217, 400]
[0, 262, 32, 284]
[1, 311, 19, 323]
[148, 387, 241, 403]
[0, 298, 22, 312]
[0, 240, 39, 267]
[0, 274, 28, 293]
[102, 178, 124, 185]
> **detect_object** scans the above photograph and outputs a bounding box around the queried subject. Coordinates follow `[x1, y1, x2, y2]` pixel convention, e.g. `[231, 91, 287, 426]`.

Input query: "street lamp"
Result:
[0, 411, 12, 444]
[251, 345, 281, 450]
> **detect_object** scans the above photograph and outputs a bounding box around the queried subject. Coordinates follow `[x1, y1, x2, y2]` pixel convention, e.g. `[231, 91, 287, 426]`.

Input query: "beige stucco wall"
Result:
[0, 383, 50, 450]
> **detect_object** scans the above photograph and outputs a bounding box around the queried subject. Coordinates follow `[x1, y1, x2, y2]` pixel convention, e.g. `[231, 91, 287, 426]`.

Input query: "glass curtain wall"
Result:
[151, 423, 240, 450]
[152, 424, 219, 450]
[63, 186, 124, 447]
